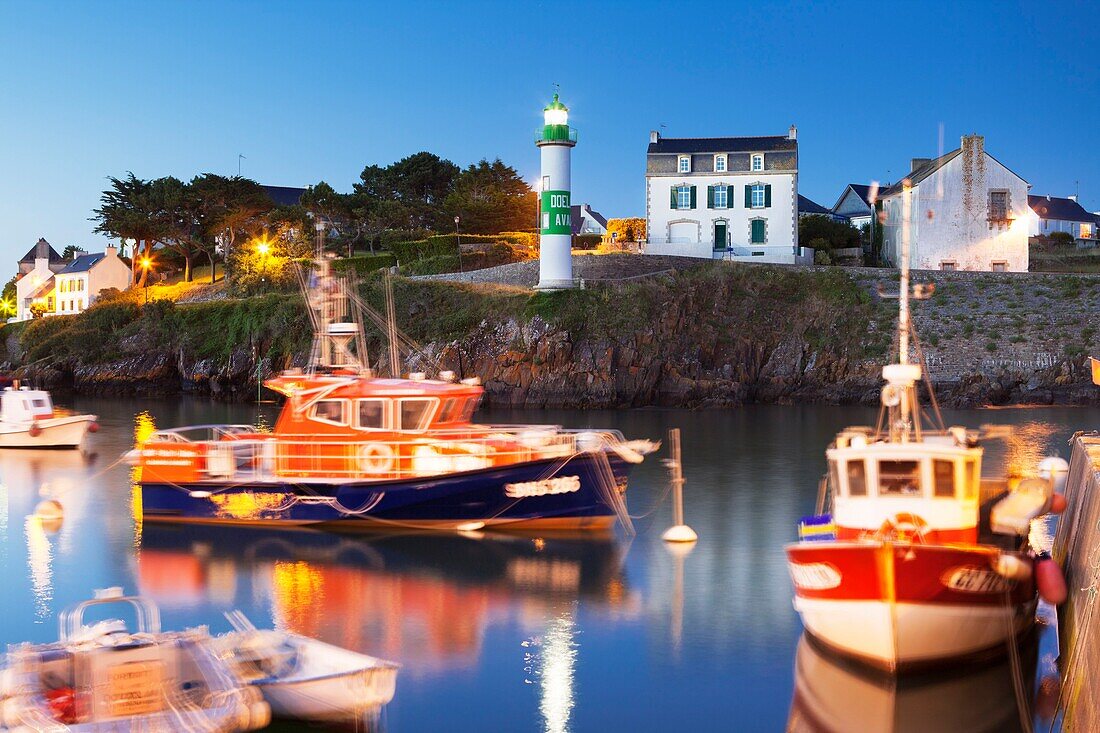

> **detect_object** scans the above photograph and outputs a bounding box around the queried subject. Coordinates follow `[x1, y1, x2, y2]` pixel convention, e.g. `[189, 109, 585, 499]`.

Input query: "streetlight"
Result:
[256, 238, 270, 288]
[454, 216, 462, 272]
[141, 257, 152, 304]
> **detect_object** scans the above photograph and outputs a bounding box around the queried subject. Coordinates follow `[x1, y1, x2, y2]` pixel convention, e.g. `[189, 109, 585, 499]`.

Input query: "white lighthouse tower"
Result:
[536, 93, 576, 289]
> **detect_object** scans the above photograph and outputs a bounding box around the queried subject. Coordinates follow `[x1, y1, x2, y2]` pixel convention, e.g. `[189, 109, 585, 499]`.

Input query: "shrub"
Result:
[985, 341, 998, 352]
[332, 254, 397, 276]
[573, 234, 602, 249]
[381, 229, 434, 246]
[1050, 231, 1075, 246]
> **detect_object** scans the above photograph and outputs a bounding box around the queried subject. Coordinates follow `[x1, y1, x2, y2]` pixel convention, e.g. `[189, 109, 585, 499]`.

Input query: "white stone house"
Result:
[52, 246, 132, 316]
[880, 135, 1029, 272]
[832, 184, 883, 230]
[570, 204, 607, 236]
[644, 128, 809, 264]
[15, 255, 59, 321]
[1027, 194, 1098, 247]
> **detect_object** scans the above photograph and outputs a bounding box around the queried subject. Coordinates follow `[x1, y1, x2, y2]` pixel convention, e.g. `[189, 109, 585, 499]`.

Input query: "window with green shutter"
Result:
[707, 186, 715, 209]
[751, 219, 766, 244]
[765, 184, 772, 208]
[690, 186, 697, 209]
[744, 185, 751, 208]
[670, 186, 678, 210]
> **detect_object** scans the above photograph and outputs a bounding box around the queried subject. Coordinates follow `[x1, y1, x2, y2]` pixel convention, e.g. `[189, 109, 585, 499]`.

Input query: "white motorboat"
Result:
[219, 610, 399, 723]
[0, 588, 270, 731]
[0, 383, 97, 449]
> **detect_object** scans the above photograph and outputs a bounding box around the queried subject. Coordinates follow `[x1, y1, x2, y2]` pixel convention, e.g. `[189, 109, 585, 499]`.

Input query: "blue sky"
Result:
[1, 0, 1097, 262]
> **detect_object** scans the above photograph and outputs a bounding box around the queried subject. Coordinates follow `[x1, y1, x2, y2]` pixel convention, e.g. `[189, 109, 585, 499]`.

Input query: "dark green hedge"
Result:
[332, 253, 398, 276]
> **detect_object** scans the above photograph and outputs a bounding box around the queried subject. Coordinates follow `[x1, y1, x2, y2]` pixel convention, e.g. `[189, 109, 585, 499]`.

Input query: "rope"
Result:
[1001, 585, 1033, 733]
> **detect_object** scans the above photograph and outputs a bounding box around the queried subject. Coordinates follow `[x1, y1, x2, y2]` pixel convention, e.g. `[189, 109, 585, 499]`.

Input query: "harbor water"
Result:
[1, 397, 1093, 731]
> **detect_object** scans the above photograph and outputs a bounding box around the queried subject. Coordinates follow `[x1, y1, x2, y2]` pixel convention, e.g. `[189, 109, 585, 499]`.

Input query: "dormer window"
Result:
[751, 154, 764, 172]
[678, 156, 691, 173]
[714, 154, 727, 173]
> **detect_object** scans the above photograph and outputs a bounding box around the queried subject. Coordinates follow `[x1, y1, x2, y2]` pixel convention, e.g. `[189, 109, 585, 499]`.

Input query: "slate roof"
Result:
[880, 150, 961, 197]
[647, 135, 796, 155]
[1028, 195, 1095, 223]
[263, 185, 307, 206]
[19, 239, 63, 264]
[848, 184, 881, 206]
[797, 195, 835, 216]
[58, 253, 106, 274]
[570, 204, 609, 235]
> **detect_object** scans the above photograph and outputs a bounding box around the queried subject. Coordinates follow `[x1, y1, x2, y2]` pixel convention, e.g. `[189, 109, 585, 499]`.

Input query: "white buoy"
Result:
[1039, 456, 1070, 494]
[661, 428, 697, 543]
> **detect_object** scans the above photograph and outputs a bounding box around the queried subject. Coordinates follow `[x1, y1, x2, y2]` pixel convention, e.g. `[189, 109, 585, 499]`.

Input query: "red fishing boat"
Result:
[785, 183, 1066, 671]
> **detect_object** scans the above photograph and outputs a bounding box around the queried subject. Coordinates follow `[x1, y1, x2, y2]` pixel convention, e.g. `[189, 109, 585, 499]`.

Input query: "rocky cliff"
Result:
[5, 262, 1099, 408]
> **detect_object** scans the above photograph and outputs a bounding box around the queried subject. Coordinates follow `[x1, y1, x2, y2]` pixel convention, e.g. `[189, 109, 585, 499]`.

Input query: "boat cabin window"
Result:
[965, 459, 979, 500]
[397, 398, 436, 432]
[30, 397, 49, 409]
[933, 459, 956, 497]
[356, 399, 388, 430]
[879, 460, 921, 496]
[460, 398, 478, 422]
[439, 397, 463, 423]
[846, 459, 867, 496]
[310, 399, 348, 426]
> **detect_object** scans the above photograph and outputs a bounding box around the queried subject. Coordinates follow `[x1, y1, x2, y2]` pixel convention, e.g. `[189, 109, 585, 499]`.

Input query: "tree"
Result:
[61, 245, 83, 260]
[91, 173, 167, 287]
[190, 174, 274, 282]
[605, 217, 646, 243]
[798, 215, 861, 254]
[1, 275, 16, 316]
[387, 152, 459, 230]
[443, 159, 536, 233]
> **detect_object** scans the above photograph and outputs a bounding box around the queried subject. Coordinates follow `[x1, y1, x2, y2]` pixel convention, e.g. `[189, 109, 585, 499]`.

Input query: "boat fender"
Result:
[994, 554, 1032, 582]
[1051, 493, 1067, 514]
[1038, 456, 1069, 494]
[28, 423, 41, 438]
[1036, 552, 1067, 605]
[357, 444, 395, 475]
[245, 700, 272, 730]
[878, 512, 929, 543]
[88, 421, 99, 433]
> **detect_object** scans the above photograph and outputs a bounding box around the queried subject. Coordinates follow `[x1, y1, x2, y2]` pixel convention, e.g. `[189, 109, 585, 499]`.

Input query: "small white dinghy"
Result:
[0, 588, 270, 732]
[0, 383, 98, 449]
[219, 610, 400, 723]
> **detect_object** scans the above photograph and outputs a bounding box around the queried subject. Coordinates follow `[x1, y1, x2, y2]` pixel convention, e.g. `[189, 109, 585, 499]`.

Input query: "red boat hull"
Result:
[786, 541, 1036, 671]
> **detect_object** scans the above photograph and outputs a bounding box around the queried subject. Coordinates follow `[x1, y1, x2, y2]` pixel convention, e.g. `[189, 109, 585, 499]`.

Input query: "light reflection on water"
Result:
[0, 397, 1092, 731]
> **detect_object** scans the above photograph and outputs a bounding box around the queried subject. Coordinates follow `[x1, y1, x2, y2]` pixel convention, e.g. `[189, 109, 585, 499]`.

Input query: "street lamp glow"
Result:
[140, 257, 151, 269]
[256, 241, 270, 256]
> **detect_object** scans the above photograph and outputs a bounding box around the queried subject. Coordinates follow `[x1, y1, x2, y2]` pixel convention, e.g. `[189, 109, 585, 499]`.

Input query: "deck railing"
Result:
[140, 424, 640, 483]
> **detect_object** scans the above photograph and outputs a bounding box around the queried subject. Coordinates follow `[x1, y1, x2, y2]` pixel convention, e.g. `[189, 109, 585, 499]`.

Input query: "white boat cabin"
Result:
[827, 427, 983, 541]
[1, 386, 55, 424]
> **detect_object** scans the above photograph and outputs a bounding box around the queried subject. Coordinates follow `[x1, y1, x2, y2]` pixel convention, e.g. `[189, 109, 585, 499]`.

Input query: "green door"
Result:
[751, 220, 766, 244]
[714, 222, 727, 250]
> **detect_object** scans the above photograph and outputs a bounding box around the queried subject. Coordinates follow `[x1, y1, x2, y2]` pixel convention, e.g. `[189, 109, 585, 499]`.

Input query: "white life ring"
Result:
[357, 444, 394, 475]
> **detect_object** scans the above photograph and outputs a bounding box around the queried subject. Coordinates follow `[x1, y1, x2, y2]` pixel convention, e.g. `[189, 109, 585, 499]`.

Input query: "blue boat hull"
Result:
[139, 451, 636, 532]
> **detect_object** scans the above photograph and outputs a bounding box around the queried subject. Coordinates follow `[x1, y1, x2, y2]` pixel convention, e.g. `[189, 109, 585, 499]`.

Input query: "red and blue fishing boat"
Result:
[785, 184, 1068, 671]
[129, 249, 655, 533]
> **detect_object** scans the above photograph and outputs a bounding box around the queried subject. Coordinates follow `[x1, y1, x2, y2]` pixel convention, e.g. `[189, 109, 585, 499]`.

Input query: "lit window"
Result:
[677, 186, 692, 209]
[310, 400, 347, 426]
[751, 185, 766, 208]
[398, 398, 436, 432]
[714, 154, 727, 173]
[752, 154, 763, 171]
[1082, 223, 1094, 239]
[878, 460, 922, 496]
[678, 156, 691, 173]
[847, 460, 867, 496]
[356, 399, 388, 430]
[714, 185, 728, 209]
[933, 459, 956, 497]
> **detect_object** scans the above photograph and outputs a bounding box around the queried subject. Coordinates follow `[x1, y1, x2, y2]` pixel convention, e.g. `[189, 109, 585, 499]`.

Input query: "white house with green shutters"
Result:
[643, 128, 809, 263]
